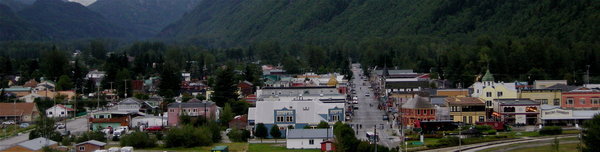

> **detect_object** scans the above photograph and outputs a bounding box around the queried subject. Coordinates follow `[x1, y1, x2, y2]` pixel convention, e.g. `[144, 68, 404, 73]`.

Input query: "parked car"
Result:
[19, 123, 30, 128]
[2, 120, 15, 125]
[365, 93, 370, 97]
[113, 126, 129, 137]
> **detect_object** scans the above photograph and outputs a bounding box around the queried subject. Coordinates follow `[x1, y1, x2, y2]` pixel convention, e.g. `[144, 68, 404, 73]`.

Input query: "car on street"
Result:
[365, 93, 370, 96]
[382, 115, 389, 121]
[353, 106, 359, 110]
[352, 100, 358, 104]
[19, 123, 30, 128]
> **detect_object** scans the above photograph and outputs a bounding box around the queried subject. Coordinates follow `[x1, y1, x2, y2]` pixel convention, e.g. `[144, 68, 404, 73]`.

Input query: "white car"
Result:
[2, 120, 15, 125]
[352, 100, 358, 104]
[365, 93, 370, 97]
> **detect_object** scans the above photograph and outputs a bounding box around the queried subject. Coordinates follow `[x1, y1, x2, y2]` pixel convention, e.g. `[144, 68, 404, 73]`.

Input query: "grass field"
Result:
[508, 142, 580, 152]
[478, 137, 580, 152]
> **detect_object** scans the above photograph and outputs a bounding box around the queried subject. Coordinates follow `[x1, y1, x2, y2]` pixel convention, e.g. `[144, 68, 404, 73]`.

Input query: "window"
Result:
[49, 112, 53, 115]
[309, 139, 314, 145]
[286, 116, 294, 122]
[479, 116, 485, 122]
[567, 98, 574, 105]
[486, 101, 492, 107]
[60, 112, 64, 115]
[170, 109, 174, 112]
[486, 92, 492, 97]
[554, 99, 560, 106]
[276, 116, 284, 122]
[79, 146, 85, 151]
[580, 98, 586, 105]
[503, 107, 515, 112]
[497, 92, 503, 97]
[592, 98, 600, 104]
[193, 109, 197, 112]
[417, 110, 420, 115]
[468, 116, 473, 124]
[462, 116, 466, 123]
[332, 115, 339, 121]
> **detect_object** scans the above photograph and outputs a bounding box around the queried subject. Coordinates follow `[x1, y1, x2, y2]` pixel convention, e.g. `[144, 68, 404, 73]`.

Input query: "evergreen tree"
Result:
[211, 64, 238, 107]
[270, 124, 281, 142]
[316, 121, 330, 129]
[220, 103, 234, 126]
[582, 114, 600, 152]
[40, 48, 68, 80]
[56, 75, 73, 91]
[158, 64, 181, 98]
[254, 123, 268, 143]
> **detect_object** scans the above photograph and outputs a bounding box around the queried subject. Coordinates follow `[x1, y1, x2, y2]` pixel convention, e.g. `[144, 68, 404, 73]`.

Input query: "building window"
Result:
[462, 116, 466, 123]
[332, 115, 339, 121]
[479, 116, 485, 122]
[468, 116, 473, 124]
[553, 99, 560, 106]
[567, 98, 574, 105]
[60, 112, 64, 115]
[276, 116, 284, 122]
[309, 139, 314, 145]
[486, 101, 492, 107]
[79, 146, 85, 151]
[504, 107, 515, 112]
[592, 98, 600, 104]
[486, 92, 492, 97]
[49, 112, 53, 115]
[286, 116, 294, 122]
[417, 110, 420, 115]
[580, 98, 586, 105]
[193, 109, 197, 112]
[169, 109, 174, 112]
[497, 92, 503, 97]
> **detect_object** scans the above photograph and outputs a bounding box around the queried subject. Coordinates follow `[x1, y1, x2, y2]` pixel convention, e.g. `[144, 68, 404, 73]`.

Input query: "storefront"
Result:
[541, 106, 600, 126]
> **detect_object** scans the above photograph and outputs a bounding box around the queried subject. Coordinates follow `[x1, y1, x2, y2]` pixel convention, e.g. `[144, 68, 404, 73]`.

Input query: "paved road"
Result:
[0, 115, 89, 150]
[348, 63, 399, 148]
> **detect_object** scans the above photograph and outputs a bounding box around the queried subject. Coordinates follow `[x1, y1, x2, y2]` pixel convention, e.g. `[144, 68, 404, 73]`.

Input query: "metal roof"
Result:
[168, 101, 216, 108]
[402, 95, 434, 109]
[287, 129, 334, 139]
[75, 140, 107, 146]
[18, 137, 57, 151]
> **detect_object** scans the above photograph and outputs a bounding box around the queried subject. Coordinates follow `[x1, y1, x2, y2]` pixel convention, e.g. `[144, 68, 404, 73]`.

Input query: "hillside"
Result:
[88, 0, 202, 37]
[16, 0, 131, 40]
[0, 4, 41, 41]
[159, 0, 599, 47]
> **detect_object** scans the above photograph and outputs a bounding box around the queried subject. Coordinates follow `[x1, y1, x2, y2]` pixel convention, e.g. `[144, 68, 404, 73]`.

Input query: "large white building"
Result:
[248, 86, 346, 137]
[286, 129, 334, 149]
[46, 104, 75, 118]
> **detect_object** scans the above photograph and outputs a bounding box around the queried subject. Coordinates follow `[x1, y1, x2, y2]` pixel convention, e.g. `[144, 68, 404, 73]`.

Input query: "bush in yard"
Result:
[207, 121, 222, 143]
[539, 126, 562, 135]
[165, 125, 212, 148]
[227, 129, 251, 142]
[474, 125, 492, 132]
[431, 137, 459, 148]
[120, 132, 157, 148]
[75, 131, 107, 143]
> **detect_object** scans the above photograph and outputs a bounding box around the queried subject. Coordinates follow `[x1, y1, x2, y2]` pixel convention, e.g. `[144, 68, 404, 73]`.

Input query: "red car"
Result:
[144, 126, 165, 132]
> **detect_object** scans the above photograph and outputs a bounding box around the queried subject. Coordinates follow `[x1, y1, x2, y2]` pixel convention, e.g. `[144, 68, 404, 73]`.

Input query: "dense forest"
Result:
[0, 0, 598, 89]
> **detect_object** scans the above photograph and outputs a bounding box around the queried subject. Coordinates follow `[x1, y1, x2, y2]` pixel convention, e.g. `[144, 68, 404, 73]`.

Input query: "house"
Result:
[89, 111, 134, 131]
[561, 87, 600, 109]
[446, 97, 486, 124]
[132, 115, 167, 129]
[492, 99, 540, 125]
[167, 100, 218, 126]
[117, 98, 142, 113]
[519, 89, 562, 106]
[0, 137, 57, 152]
[470, 70, 518, 117]
[35, 80, 56, 92]
[248, 86, 346, 135]
[534, 80, 567, 89]
[86, 70, 105, 83]
[229, 115, 247, 130]
[75, 140, 106, 152]
[540, 105, 600, 126]
[0, 103, 39, 122]
[286, 129, 334, 149]
[399, 95, 436, 127]
[0, 86, 32, 97]
[46, 104, 75, 118]
[430, 96, 450, 121]
[238, 81, 254, 97]
[19, 93, 46, 103]
[22, 79, 39, 88]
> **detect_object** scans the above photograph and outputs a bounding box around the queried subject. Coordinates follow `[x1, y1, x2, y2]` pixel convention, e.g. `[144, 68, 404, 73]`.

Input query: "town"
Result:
[0, 59, 598, 152]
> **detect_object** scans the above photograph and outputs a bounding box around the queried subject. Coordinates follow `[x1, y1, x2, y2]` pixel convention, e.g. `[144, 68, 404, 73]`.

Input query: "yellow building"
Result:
[519, 89, 561, 106]
[470, 70, 518, 108]
[446, 97, 487, 124]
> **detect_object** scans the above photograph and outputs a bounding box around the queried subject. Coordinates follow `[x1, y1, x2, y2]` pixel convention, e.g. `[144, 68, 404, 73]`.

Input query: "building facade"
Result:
[167, 101, 218, 126]
[561, 88, 600, 109]
[519, 89, 562, 106]
[399, 95, 436, 127]
[492, 99, 540, 125]
[286, 129, 334, 149]
[446, 97, 486, 124]
[46, 104, 74, 118]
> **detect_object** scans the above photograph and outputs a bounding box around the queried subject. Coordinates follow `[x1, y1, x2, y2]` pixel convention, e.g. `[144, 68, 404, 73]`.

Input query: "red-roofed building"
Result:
[46, 104, 75, 118]
[243, 94, 257, 105]
[229, 115, 248, 129]
[238, 81, 254, 96]
[0, 103, 39, 122]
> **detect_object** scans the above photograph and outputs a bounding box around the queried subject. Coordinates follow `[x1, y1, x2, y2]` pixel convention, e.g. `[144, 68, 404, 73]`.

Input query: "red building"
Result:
[238, 81, 254, 96]
[399, 95, 436, 127]
[561, 87, 600, 109]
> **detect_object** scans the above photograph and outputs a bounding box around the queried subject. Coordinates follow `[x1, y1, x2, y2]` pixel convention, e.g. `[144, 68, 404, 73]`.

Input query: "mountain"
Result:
[0, 4, 41, 41]
[159, 0, 599, 47]
[15, 0, 131, 40]
[0, 0, 31, 12]
[88, 0, 201, 37]
[68, 0, 96, 6]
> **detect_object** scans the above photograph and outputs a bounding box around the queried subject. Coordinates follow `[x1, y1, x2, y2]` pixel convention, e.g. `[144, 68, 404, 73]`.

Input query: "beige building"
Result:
[446, 97, 487, 124]
[519, 89, 562, 106]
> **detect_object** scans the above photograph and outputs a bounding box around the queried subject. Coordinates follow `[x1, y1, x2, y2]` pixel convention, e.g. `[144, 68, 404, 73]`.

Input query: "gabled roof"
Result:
[55, 104, 75, 111]
[287, 129, 334, 139]
[75, 140, 106, 147]
[18, 137, 57, 151]
[546, 84, 579, 92]
[0, 103, 36, 116]
[119, 97, 142, 105]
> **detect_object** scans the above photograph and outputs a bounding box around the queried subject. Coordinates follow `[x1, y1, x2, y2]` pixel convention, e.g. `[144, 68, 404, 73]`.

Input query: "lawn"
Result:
[0, 125, 35, 139]
[478, 137, 580, 152]
[508, 142, 580, 152]
[248, 144, 321, 152]
[139, 142, 248, 152]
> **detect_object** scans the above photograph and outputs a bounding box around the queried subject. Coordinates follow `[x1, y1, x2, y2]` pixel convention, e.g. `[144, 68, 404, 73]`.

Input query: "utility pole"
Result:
[374, 125, 377, 152]
[124, 80, 128, 98]
[585, 65, 590, 85]
[96, 82, 100, 110]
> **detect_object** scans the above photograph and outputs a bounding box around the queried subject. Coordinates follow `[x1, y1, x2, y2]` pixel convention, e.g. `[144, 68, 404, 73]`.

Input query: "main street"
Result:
[0, 114, 89, 151]
[348, 63, 399, 148]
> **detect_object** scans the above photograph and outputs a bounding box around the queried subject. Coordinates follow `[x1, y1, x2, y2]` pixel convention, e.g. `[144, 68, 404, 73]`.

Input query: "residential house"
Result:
[0, 103, 39, 122]
[534, 80, 567, 89]
[46, 104, 75, 118]
[18, 93, 45, 103]
[167, 100, 218, 126]
[470, 70, 518, 118]
[117, 98, 142, 113]
[238, 81, 254, 97]
[399, 95, 436, 127]
[519, 89, 562, 106]
[0, 137, 57, 152]
[89, 111, 133, 131]
[86, 70, 105, 83]
[34, 80, 55, 92]
[561, 87, 600, 109]
[446, 97, 486, 124]
[0, 86, 32, 97]
[286, 129, 334, 149]
[229, 115, 247, 130]
[75, 140, 106, 152]
[22, 79, 39, 88]
[492, 99, 540, 125]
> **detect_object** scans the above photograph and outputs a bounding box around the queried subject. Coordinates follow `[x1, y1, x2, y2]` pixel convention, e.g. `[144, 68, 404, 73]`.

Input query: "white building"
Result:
[492, 99, 540, 125]
[46, 104, 75, 118]
[117, 98, 142, 113]
[286, 129, 333, 149]
[248, 86, 346, 134]
[19, 93, 45, 103]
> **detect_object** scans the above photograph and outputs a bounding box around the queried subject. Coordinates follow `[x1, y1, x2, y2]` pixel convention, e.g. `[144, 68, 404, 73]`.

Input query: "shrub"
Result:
[437, 137, 460, 146]
[539, 126, 562, 135]
[483, 129, 497, 135]
[474, 125, 493, 132]
[165, 125, 213, 148]
[227, 129, 251, 142]
[76, 131, 106, 143]
[120, 132, 157, 148]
